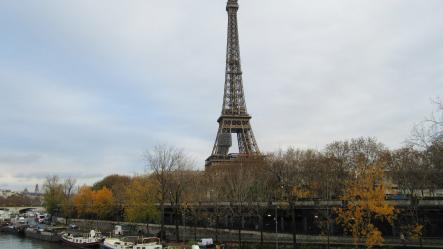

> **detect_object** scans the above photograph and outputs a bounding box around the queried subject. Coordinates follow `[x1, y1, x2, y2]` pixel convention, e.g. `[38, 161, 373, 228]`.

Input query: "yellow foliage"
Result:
[336, 161, 396, 249]
[365, 226, 384, 249]
[93, 187, 114, 219]
[292, 186, 311, 199]
[402, 224, 423, 241]
[124, 176, 159, 223]
[73, 186, 94, 217]
[410, 224, 424, 240]
[73, 186, 114, 219]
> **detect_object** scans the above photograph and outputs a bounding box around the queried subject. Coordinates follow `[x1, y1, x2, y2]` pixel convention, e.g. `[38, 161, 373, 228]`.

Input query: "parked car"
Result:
[18, 217, 26, 224]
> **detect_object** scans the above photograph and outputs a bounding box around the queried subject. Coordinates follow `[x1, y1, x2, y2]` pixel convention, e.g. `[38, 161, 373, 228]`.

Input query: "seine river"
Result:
[0, 233, 73, 249]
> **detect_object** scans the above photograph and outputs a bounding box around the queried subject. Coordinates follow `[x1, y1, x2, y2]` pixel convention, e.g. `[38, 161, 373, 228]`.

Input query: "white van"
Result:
[197, 238, 213, 247]
[18, 217, 26, 224]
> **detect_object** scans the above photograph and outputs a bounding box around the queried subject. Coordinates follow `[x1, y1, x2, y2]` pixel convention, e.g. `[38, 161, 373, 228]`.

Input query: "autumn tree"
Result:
[73, 186, 115, 220]
[92, 175, 131, 192]
[73, 186, 95, 218]
[124, 176, 159, 223]
[93, 174, 131, 219]
[336, 160, 396, 249]
[92, 187, 114, 220]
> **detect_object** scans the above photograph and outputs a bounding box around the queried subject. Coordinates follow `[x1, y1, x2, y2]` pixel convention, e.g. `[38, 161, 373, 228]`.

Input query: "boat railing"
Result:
[140, 237, 161, 244]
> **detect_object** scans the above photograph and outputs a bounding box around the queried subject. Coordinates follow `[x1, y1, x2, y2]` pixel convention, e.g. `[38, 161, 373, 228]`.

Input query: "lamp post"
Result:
[275, 203, 278, 249]
[209, 189, 219, 242]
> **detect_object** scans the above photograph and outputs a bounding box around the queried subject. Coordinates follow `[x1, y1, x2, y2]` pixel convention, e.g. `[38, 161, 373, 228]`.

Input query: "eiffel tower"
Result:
[206, 0, 260, 168]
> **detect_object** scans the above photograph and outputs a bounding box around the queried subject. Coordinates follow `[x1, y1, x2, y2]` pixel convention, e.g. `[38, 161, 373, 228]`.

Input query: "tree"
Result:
[124, 176, 159, 223]
[92, 175, 131, 191]
[426, 139, 443, 190]
[390, 147, 434, 247]
[336, 160, 396, 249]
[92, 175, 131, 221]
[93, 187, 114, 220]
[397, 100, 443, 245]
[183, 171, 207, 241]
[167, 168, 195, 242]
[325, 137, 387, 174]
[73, 185, 115, 220]
[73, 186, 95, 218]
[409, 98, 443, 149]
[219, 157, 257, 249]
[390, 147, 429, 197]
[306, 155, 345, 248]
[402, 99, 443, 241]
[42, 176, 65, 216]
[0, 193, 40, 206]
[246, 157, 274, 249]
[61, 177, 77, 220]
[267, 148, 318, 249]
[145, 144, 188, 240]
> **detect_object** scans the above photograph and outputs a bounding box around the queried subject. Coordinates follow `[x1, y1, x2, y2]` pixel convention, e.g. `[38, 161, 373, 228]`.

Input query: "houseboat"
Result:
[134, 237, 162, 249]
[103, 237, 134, 249]
[60, 229, 104, 248]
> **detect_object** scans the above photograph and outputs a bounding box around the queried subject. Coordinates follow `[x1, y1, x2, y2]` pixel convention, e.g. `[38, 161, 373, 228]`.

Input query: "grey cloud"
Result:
[13, 171, 102, 180]
[0, 0, 442, 189]
[0, 153, 42, 164]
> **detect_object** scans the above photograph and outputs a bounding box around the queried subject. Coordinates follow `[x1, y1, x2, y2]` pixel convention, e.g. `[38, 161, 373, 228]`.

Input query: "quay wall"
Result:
[67, 218, 321, 242]
[66, 219, 442, 248]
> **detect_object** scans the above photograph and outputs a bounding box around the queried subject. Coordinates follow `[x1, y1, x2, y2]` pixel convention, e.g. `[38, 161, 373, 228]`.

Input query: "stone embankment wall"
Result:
[67, 218, 300, 242]
[65, 219, 443, 248]
[66, 219, 158, 236]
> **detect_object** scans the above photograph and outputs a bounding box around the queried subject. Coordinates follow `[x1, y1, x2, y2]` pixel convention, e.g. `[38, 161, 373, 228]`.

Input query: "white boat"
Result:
[0, 210, 11, 222]
[134, 237, 162, 249]
[103, 237, 134, 249]
[60, 230, 104, 248]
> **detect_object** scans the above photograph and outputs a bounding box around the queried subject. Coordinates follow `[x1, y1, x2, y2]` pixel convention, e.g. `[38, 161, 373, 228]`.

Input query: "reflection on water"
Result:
[0, 234, 73, 249]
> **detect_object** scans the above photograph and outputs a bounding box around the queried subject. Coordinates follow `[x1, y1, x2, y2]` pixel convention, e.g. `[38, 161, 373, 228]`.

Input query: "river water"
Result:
[0, 233, 73, 249]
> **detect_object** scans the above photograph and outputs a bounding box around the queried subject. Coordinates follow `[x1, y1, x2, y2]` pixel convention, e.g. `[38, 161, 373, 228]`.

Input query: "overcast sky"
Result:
[1, 0, 442, 191]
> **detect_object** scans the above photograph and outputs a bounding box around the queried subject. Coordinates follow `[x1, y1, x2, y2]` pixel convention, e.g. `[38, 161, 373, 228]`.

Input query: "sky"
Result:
[0, 0, 442, 191]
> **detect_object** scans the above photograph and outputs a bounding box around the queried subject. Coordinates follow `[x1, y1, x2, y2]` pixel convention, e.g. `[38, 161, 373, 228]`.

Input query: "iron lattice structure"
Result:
[206, 0, 260, 168]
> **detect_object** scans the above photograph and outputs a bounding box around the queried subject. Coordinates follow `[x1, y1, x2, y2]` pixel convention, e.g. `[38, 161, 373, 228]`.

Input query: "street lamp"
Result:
[275, 204, 278, 249]
[209, 189, 219, 242]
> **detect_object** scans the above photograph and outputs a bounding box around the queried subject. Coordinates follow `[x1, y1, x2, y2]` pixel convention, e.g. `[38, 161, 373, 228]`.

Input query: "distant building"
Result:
[0, 189, 16, 198]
